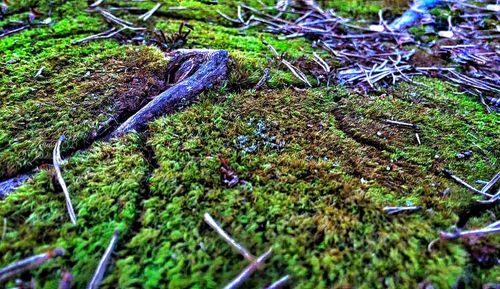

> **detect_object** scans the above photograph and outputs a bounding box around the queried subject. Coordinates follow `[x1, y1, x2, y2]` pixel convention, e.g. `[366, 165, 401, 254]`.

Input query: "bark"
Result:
[110, 49, 229, 138]
[0, 49, 229, 198]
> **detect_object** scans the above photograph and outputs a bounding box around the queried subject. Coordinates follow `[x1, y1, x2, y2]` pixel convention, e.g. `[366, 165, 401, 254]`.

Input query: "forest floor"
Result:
[0, 0, 499, 288]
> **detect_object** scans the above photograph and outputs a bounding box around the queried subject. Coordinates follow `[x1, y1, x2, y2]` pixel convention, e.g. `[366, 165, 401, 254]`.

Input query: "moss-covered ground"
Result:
[1, 0, 499, 288]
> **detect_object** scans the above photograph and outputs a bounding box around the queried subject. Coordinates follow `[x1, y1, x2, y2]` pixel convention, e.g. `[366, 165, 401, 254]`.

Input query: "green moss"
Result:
[1, 0, 499, 288]
[0, 33, 167, 178]
[0, 134, 147, 288]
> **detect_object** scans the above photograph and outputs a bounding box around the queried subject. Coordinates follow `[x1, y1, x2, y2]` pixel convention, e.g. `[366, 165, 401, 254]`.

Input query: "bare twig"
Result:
[263, 275, 290, 289]
[72, 28, 125, 45]
[34, 66, 45, 78]
[415, 133, 421, 145]
[138, 3, 161, 21]
[264, 42, 312, 87]
[444, 170, 493, 198]
[90, 0, 105, 8]
[384, 119, 420, 129]
[440, 220, 500, 240]
[383, 206, 422, 215]
[87, 229, 120, 289]
[480, 172, 500, 195]
[478, 188, 500, 204]
[429, 220, 500, 251]
[53, 135, 77, 225]
[0, 248, 65, 283]
[223, 248, 273, 289]
[204, 213, 255, 262]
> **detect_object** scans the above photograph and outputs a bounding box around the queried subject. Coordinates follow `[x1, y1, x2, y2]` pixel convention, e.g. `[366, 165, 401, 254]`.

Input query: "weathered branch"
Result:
[110, 49, 229, 138]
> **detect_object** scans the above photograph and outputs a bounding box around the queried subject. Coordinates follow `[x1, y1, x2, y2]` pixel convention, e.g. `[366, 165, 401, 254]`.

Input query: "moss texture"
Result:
[0, 0, 499, 288]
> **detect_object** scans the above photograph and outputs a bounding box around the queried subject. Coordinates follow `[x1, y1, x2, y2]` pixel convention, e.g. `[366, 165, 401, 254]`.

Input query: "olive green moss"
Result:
[0, 9, 169, 178]
[2, 85, 498, 288]
[1, 0, 499, 288]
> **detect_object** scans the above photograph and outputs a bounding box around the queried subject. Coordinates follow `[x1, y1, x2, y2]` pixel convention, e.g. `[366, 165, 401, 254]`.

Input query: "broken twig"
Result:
[383, 206, 422, 215]
[204, 213, 255, 262]
[53, 135, 77, 225]
[87, 229, 120, 289]
[429, 221, 500, 251]
[263, 275, 290, 289]
[223, 248, 273, 289]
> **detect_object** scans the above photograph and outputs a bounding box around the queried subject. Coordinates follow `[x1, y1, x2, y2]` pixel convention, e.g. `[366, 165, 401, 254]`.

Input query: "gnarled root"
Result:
[110, 49, 229, 138]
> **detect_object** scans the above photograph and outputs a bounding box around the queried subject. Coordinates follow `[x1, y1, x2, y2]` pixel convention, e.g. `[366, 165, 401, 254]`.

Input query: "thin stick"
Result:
[384, 119, 420, 129]
[223, 248, 273, 289]
[0, 248, 65, 282]
[138, 3, 161, 21]
[480, 172, 500, 194]
[478, 188, 500, 204]
[263, 275, 290, 289]
[58, 272, 73, 289]
[204, 213, 255, 262]
[383, 206, 421, 215]
[440, 220, 500, 240]
[444, 170, 493, 198]
[53, 135, 77, 225]
[415, 133, 421, 145]
[87, 229, 120, 289]
[90, 0, 105, 8]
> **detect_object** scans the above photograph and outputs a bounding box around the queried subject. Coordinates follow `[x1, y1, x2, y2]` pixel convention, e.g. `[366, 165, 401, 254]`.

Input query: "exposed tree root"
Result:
[0, 49, 229, 197]
[110, 49, 229, 138]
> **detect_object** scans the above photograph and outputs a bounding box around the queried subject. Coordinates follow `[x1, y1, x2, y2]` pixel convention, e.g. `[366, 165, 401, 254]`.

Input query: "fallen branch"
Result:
[53, 135, 77, 225]
[87, 229, 120, 289]
[110, 49, 229, 137]
[0, 248, 65, 283]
